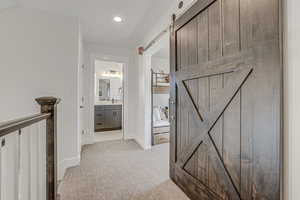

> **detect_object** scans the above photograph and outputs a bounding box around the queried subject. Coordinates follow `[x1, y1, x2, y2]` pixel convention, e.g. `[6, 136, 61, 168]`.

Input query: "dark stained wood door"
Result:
[169, 0, 282, 199]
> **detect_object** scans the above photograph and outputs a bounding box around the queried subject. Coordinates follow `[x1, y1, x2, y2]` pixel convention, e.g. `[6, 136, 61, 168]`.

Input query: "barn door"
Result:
[169, 0, 282, 199]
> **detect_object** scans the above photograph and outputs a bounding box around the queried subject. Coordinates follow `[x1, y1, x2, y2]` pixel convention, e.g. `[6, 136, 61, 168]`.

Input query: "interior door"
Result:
[169, 0, 282, 199]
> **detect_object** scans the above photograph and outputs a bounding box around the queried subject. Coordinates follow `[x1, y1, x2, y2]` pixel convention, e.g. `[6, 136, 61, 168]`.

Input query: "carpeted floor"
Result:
[59, 140, 189, 200]
[94, 130, 123, 142]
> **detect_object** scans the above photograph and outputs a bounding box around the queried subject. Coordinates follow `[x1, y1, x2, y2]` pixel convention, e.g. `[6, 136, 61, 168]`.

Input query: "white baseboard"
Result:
[134, 138, 151, 150]
[58, 155, 81, 181]
[82, 138, 94, 146]
[81, 131, 95, 146]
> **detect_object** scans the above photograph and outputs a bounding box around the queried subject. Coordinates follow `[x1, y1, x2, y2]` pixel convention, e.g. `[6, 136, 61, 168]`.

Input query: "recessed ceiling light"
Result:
[113, 16, 123, 23]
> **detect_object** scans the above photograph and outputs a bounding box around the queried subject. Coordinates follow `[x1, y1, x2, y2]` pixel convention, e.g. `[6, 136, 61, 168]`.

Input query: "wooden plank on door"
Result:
[209, 74, 224, 154]
[184, 79, 199, 176]
[221, 0, 242, 193]
[187, 18, 198, 66]
[177, 30, 182, 71]
[179, 91, 189, 154]
[197, 10, 209, 64]
[222, 0, 241, 55]
[178, 26, 188, 70]
[240, 0, 279, 48]
[223, 73, 241, 192]
[176, 90, 182, 157]
[195, 77, 210, 184]
[208, 74, 224, 196]
[239, 0, 281, 199]
[208, 0, 222, 60]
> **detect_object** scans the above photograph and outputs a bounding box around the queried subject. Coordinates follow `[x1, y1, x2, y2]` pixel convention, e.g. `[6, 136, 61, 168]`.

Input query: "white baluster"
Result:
[1, 132, 19, 200]
[30, 125, 38, 200]
[37, 121, 46, 200]
[20, 127, 31, 200]
[0, 137, 3, 200]
[16, 131, 21, 200]
[0, 136, 7, 200]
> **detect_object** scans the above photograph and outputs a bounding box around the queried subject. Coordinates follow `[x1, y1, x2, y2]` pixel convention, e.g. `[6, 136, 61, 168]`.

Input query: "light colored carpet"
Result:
[94, 130, 123, 142]
[59, 140, 189, 200]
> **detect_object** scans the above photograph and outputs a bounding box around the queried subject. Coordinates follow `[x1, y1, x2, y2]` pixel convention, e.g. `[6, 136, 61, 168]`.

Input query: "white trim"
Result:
[133, 138, 150, 150]
[58, 155, 81, 181]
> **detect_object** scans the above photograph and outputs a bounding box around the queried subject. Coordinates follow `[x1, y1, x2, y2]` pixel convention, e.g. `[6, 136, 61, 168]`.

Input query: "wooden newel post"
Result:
[36, 97, 61, 200]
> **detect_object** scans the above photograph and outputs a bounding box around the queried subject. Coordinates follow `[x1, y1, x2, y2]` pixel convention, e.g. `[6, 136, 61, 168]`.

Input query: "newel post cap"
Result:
[35, 97, 61, 106]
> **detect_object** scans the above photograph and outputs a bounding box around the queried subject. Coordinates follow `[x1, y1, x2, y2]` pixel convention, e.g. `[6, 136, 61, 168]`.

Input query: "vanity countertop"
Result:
[95, 100, 123, 106]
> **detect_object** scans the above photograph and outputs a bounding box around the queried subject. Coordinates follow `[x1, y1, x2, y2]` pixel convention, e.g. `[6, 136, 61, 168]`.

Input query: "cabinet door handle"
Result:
[97, 123, 103, 125]
[97, 114, 102, 117]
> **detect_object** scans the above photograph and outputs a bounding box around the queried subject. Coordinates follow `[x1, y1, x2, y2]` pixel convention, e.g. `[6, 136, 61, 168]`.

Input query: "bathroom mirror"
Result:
[98, 79, 110, 100]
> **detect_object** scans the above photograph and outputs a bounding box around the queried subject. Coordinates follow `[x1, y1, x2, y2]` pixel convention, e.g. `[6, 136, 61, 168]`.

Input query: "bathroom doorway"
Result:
[94, 60, 124, 142]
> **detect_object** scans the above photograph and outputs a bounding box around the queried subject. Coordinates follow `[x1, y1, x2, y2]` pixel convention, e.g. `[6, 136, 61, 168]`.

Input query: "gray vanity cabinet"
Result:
[94, 105, 122, 132]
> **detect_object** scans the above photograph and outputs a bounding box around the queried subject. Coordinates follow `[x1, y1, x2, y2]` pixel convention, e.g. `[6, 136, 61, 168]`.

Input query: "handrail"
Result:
[0, 113, 51, 137]
[0, 96, 60, 200]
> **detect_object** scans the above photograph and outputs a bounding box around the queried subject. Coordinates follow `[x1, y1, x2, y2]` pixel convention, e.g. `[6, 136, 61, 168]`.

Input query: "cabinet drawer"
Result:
[95, 112, 104, 118]
[103, 105, 122, 110]
[95, 105, 104, 111]
[95, 122, 105, 130]
[94, 113, 105, 131]
[95, 115, 104, 123]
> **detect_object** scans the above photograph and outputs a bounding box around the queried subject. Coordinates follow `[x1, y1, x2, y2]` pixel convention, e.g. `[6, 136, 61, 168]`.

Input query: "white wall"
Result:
[151, 57, 170, 74]
[284, 0, 300, 199]
[0, 0, 17, 10]
[137, 54, 149, 148]
[0, 7, 81, 180]
[82, 43, 139, 146]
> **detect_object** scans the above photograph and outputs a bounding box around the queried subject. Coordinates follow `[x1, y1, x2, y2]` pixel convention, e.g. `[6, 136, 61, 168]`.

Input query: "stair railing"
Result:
[0, 97, 60, 200]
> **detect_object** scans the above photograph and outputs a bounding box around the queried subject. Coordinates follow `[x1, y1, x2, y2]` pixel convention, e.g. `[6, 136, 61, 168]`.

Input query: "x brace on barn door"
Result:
[174, 63, 253, 199]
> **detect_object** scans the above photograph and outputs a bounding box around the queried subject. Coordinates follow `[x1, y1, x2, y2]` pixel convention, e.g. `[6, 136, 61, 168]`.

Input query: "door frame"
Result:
[140, 31, 170, 149]
[86, 53, 130, 143]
